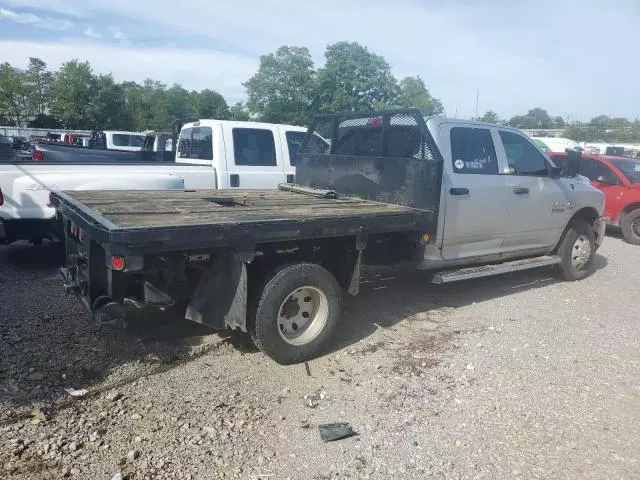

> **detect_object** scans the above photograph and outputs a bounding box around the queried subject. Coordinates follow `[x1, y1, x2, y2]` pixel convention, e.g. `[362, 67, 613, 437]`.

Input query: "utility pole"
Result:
[475, 87, 480, 120]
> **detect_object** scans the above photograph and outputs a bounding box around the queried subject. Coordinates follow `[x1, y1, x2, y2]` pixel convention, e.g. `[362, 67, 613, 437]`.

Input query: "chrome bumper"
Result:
[594, 217, 606, 249]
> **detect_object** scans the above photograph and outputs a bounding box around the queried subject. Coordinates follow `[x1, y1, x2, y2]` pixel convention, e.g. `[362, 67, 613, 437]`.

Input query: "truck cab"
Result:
[298, 111, 605, 278]
[176, 120, 327, 189]
[85, 130, 147, 151]
[424, 118, 605, 267]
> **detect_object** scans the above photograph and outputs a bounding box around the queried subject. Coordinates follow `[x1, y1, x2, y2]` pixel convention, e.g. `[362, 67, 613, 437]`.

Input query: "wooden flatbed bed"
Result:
[51, 188, 434, 254]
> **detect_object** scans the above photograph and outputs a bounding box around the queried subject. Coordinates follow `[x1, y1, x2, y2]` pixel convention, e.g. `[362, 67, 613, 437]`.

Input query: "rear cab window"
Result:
[178, 126, 213, 160]
[233, 128, 277, 166]
[286, 131, 330, 165]
[450, 127, 499, 174]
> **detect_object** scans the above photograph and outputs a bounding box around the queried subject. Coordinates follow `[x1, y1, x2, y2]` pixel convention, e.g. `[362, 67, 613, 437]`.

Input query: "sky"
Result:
[0, 0, 638, 120]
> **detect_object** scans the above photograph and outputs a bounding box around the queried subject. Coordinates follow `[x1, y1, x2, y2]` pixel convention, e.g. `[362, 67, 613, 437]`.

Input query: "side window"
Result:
[286, 131, 330, 165]
[499, 131, 548, 176]
[233, 128, 277, 166]
[581, 159, 617, 183]
[112, 134, 131, 147]
[286, 131, 305, 166]
[177, 127, 213, 160]
[549, 155, 567, 170]
[450, 127, 498, 174]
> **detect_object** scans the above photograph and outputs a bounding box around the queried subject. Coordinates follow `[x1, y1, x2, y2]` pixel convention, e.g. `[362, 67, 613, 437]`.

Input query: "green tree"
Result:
[609, 117, 631, 129]
[164, 85, 194, 126]
[479, 111, 500, 124]
[317, 42, 398, 112]
[395, 76, 443, 116]
[49, 60, 95, 129]
[589, 115, 612, 129]
[509, 108, 553, 129]
[195, 89, 229, 119]
[244, 46, 316, 125]
[553, 116, 566, 128]
[564, 123, 603, 142]
[0, 115, 16, 126]
[229, 102, 250, 121]
[27, 113, 61, 129]
[122, 81, 146, 130]
[0, 62, 30, 126]
[88, 74, 130, 130]
[25, 57, 53, 116]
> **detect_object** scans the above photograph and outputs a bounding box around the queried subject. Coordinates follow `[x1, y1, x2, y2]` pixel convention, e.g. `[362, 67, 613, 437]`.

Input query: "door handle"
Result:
[513, 187, 529, 195]
[449, 187, 469, 196]
[230, 174, 240, 188]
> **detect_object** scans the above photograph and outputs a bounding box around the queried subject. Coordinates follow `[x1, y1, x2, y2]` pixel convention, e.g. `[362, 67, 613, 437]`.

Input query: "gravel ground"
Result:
[1, 236, 639, 480]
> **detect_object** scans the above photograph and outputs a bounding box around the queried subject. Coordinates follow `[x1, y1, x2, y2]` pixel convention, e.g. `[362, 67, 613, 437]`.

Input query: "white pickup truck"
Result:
[0, 120, 322, 244]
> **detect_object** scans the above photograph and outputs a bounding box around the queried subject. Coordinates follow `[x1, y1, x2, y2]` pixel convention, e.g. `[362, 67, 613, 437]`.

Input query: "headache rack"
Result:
[294, 108, 444, 214]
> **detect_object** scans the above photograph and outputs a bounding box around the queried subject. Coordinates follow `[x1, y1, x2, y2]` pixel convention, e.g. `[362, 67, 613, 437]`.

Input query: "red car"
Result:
[550, 153, 640, 244]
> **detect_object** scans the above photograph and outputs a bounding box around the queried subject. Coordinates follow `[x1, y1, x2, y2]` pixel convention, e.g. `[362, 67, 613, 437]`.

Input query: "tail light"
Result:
[32, 150, 43, 161]
[68, 221, 85, 242]
[111, 256, 125, 271]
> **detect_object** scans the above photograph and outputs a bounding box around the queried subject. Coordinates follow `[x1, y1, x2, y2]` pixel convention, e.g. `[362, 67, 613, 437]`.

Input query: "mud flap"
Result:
[185, 249, 248, 331]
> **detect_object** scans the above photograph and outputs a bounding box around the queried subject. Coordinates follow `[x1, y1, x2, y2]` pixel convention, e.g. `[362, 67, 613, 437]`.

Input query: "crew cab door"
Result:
[439, 124, 513, 260]
[495, 129, 571, 251]
[278, 128, 303, 184]
[222, 126, 287, 189]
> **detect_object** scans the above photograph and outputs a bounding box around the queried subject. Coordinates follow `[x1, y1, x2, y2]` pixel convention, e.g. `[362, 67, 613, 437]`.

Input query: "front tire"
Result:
[621, 209, 640, 245]
[557, 220, 596, 281]
[251, 262, 342, 365]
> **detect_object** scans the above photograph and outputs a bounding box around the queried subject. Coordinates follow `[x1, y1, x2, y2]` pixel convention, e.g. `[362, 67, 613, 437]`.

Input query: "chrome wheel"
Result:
[278, 286, 329, 346]
[571, 234, 592, 270]
[632, 218, 640, 238]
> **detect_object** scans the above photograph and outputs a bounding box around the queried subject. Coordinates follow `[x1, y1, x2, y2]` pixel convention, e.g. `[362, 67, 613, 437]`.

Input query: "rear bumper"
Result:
[60, 262, 126, 326]
[594, 216, 606, 249]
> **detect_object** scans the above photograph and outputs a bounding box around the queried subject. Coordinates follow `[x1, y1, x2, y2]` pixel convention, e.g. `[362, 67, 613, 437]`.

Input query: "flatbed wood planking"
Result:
[57, 189, 431, 229]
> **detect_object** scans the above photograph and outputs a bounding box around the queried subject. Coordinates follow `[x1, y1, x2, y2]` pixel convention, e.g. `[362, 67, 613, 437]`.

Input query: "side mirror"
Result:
[565, 149, 581, 177]
[550, 165, 563, 178]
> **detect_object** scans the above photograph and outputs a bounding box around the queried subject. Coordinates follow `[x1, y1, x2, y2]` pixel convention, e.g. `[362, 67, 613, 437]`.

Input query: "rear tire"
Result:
[621, 209, 640, 245]
[250, 262, 342, 365]
[557, 220, 596, 281]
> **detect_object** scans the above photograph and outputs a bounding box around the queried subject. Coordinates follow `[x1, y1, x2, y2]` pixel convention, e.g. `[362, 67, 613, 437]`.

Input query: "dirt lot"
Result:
[1, 236, 639, 480]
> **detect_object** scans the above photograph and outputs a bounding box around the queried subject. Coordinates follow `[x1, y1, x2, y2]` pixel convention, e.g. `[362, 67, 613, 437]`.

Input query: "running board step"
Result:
[431, 255, 561, 284]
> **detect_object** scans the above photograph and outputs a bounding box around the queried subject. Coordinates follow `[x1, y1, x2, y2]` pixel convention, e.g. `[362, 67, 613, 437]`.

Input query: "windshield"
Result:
[610, 158, 640, 183]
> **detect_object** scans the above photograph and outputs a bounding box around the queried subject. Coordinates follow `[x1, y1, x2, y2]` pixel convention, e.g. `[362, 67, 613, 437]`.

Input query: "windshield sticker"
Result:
[454, 159, 465, 170]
